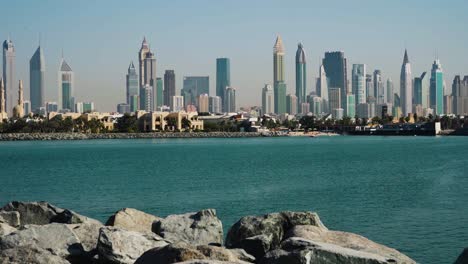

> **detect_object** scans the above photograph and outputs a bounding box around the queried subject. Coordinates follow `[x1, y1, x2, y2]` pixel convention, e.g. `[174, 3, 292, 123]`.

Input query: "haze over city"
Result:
[1, 0, 468, 112]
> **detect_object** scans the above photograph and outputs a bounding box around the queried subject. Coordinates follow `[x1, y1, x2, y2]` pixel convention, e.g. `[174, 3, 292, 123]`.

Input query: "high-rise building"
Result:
[444, 95, 453, 115]
[164, 70, 176, 107]
[156, 78, 163, 110]
[323, 51, 348, 113]
[346, 94, 356, 118]
[171, 96, 184, 112]
[400, 50, 413, 115]
[30, 45, 45, 113]
[262, 84, 275, 115]
[75, 102, 84, 113]
[295, 43, 307, 108]
[209, 96, 222, 114]
[374, 70, 385, 104]
[300, 103, 310, 114]
[83, 102, 94, 113]
[198, 94, 209, 113]
[413, 72, 427, 106]
[317, 65, 329, 113]
[3, 38, 15, 115]
[225, 86, 236, 113]
[286, 94, 298, 115]
[126, 61, 139, 106]
[59, 58, 74, 111]
[311, 97, 322, 116]
[138, 37, 150, 87]
[216, 58, 230, 109]
[140, 85, 152, 112]
[46, 102, 58, 113]
[273, 36, 286, 114]
[117, 103, 130, 114]
[0, 78, 7, 120]
[452, 76, 468, 115]
[430, 59, 444, 115]
[386, 78, 394, 105]
[366, 74, 374, 100]
[352, 64, 366, 105]
[129, 94, 138, 112]
[329, 88, 341, 111]
[23, 100, 31, 116]
[182, 76, 209, 108]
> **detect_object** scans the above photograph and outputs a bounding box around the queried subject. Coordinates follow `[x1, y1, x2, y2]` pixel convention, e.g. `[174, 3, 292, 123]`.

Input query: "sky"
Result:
[1, 0, 468, 112]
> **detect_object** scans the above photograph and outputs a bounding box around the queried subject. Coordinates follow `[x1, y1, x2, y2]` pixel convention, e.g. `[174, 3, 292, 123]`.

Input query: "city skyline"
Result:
[1, 0, 467, 112]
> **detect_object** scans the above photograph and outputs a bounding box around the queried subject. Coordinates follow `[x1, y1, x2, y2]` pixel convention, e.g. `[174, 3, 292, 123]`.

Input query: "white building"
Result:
[171, 95, 184, 112]
[262, 84, 274, 115]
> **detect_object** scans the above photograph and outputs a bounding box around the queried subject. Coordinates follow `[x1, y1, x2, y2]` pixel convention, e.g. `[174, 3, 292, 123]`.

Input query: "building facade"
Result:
[225, 87, 236, 113]
[295, 43, 307, 109]
[164, 70, 176, 107]
[30, 45, 45, 113]
[171, 95, 184, 112]
[198, 94, 209, 113]
[286, 94, 298, 115]
[209, 96, 222, 114]
[216, 58, 230, 110]
[373, 70, 385, 104]
[3, 38, 15, 116]
[126, 61, 139, 106]
[182, 76, 209, 108]
[346, 94, 356, 118]
[400, 50, 413, 115]
[323, 51, 348, 113]
[262, 84, 275, 115]
[318, 64, 329, 113]
[58, 58, 74, 111]
[352, 64, 366, 105]
[273, 36, 286, 114]
[430, 59, 444, 115]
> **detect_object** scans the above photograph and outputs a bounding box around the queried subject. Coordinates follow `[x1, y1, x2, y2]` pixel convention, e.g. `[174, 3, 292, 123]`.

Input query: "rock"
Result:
[106, 208, 161, 233]
[454, 248, 468, 264]
[260, 237, 414, 264]
[225, 211, 326, 259]
[0, 223, 84, 261]
[68, 220, 103, 254]
[97, 226, 169, 264]
[0, 223, 16, 237]
[284, 225, 415, 263]
[135, 243, 254, 264]
[153, 209, 223, 246]
[177, 261, 241, 264]
[0, 245, 71, 264]
[0, 201, 101, 226]
[0, 211, 20, 227]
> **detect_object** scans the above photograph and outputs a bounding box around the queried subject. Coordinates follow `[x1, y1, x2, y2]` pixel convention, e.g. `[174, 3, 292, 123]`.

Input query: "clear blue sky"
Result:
[2, 0, 468, 111]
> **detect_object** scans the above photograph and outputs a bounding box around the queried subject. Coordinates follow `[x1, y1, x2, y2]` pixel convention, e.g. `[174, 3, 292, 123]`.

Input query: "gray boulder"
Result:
[260, 237, 414, 264]
[0, 223, 85, 261]
[0, 223, 16, 237]
[106, 208, 161, 233]
[225, 211, 326, 259]
[68, 220, 103, 254]
[284, 225, 414, 263]
[97, 226, 169, 264]
[153, 209, 223, 246]
[135, 243, 254, 264]
[0, 245, 71, 264]
[454, 248, 468, 264]
[0, 211, 20, 227]
[0, 201, 100, 226]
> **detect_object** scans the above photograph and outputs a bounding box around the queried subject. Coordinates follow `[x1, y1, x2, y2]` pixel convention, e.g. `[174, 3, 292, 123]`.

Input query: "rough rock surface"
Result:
[0, 223, 16, 237]
[106, 208, 161, 233]
[454, 248, 468, 264]
[97, 226, 169, 264]
[0, 223, 84, 260]
[225, 211, 326, 259]
[0, 211, 20, 227]
[0, 245, 71, 264]
[135, 243, 254, 264]
[284, 225, 414, 263]
[0, 201, 100, 226]
[68, 221, 103, 253]
[153, 209, 223, 246]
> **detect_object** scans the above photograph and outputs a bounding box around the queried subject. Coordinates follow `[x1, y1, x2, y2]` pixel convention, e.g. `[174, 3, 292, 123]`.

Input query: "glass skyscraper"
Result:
[413, 72, 427, 106]
[164, 70, 176, 107]
[430, 60, 444, 115]
[59, 58, 74, 111]
[273, 35, 286, 114]
[216, 58, 230, 110]
[182, 76, 209, 108]
[30, 45, 45, 113]
[3, 38, 15, 115]
[352, 64, 366, 105]
[323, 51, 348, 114]
[126, 61, 139, 106]
[295, 43, 306, 109]
[156, 78, 163, 110]
[400, 50, 413, 116]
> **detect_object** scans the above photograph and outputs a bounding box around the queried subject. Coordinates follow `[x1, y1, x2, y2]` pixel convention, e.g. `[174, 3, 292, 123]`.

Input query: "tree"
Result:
[181, 117, 191, 130]
[299, 116, 315, 131]
[115, 114, 138, 132]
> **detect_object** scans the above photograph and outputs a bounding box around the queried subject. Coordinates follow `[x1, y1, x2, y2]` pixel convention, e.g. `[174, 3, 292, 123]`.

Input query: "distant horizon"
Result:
[1, 0, 468, 112]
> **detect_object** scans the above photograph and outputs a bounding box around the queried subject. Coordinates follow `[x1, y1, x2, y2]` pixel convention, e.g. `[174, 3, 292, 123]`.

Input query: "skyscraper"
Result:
[366, 74, 374, 101]
[451, 76, 468, 115]
[317, 65, 329, 113]
[346, 94, 356, 118]
[386, 78, 394, 105]
[30, 45, 45, 113]
[373, 70, 385, 104]
[329, 88, 341, 111]
[286, 94, 298, 115]
[138, 37, 150, 87]
[198, 94, 209, 113]
[59, 58, 74, 111]
[182, 76, 209, 108]
[156, 78, 163, 110]
[0, 78, 7, 120]
[140, 85, 152, 112]
[352, 64, 366, 104]
[3, 38, 15, 116]
[430, 59, 444, 115]
[126, 61, 139, 106]
[295, 43, 306, 108]
[209, 96, 222, 114]
[400, 50, 413, 115]
[413, 72, 427, 106]
[323, 51, 348, 113]
[225, 86, 236, 113]
[262, 84, 275, 115]
[164, 70, 176, 107]
[144, 50, 157, 110]
[171, 95, 184, 112]
[216, 58, 230, 110]
[273, 36, 286, 114]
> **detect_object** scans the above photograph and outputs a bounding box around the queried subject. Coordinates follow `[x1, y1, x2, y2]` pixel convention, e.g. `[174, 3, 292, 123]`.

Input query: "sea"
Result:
[0, 136, 467, 263]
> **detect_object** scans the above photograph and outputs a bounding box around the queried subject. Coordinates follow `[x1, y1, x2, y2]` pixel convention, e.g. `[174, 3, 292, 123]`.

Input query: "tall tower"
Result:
[373, 70, 384, 104]
[13, 80, 24, 118]
[59, 57, 74, 111]
[273, 35, 286, 114]
[400, 50, 413, 116]
[322, 51, 348, 114]
[216, 58, 230, 110]
[430, 59, 444, 115]
[164, 70, 176, 107]
[318, 65, 329, 113]
[352, 64, 366, 104]
[295, 43, 306, 108]
[2, 38, 15, 116]
[126, 61, 139, 110]
[138, 37, 150, 88]
[0, 78, 7, 119]
[142, 50, 156, 110]
[262, 84, 274, 115]
[30, 45, 45, 113]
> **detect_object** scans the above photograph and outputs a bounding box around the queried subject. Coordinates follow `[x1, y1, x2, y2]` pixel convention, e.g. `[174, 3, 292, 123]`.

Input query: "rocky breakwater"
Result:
[0, 201, 418, 264]
[0, 132, 279, 141]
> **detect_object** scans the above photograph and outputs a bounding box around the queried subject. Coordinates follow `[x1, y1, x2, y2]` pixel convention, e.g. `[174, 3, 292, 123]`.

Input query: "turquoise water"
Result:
[0, 136, 467, 263]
